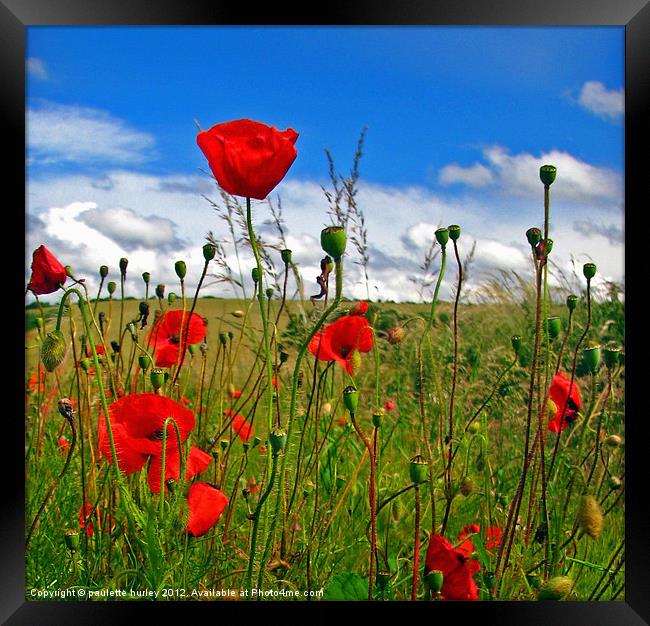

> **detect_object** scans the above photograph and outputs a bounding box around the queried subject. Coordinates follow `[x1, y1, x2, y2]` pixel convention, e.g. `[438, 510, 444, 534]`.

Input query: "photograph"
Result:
[18, 14, 637, 614]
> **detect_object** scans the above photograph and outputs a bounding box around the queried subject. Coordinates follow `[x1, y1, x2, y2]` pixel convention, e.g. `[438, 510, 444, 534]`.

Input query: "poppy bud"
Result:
[425, 569, 444, 594]
[156, 284, 165, 299]
[188, 343, 197, 356]
[539, 164, 557, 187]
[150, 368, 165, 390]
[448, 224, 461, 241]
[35, 317, 44, 331]
[251, 267, 260, 283]
[387, 326, 405, 345]
[320, 226, 347, 260]
[107, 281, 117, 296]
[79, 358, 91, 372]
[41, 330, 67, 372]
[174, 260, 187, 280]
[435, 227, 449, 247]
[603, 345, 621, 369]
[58, 398, 75, 421]
[99, 265, 109, 279]
[545, 317, 562, 339]
[409, 454, 428, 485]
[526, 227, 542, 247]
[203, 243, 216, 262]
[343, 385, 359, 414]
[535, 238, 553, 260]
[281, 249, 292, 265]
[64, 529, 80, 553]
[566, 294, 578, 310]
[142, 272, 150, 285]
[546, 398, 558, 421]
[577, 495, 604, 539]
[460, 476, 474, 496]
[269, 428, 287, 455]
[138, 355, 149, 370]
[511, 335, 522, 354]
[467, 422, 480, 435]
[582, 345, 601, 374]
[348, 350, 362, 377]
[232, 310, 244, 318]
[376, 570, 392, 591]
[64, 265, 74, 278]
[168, 292, 177, 304]
[265, 287, 274, 300]
[126, 322, 136, 338]
[605, 434, 622, 448]
[538, 576, 572, 600]
[372, 408, 384, 428]
[119, 257, 128, 277]
[608, 476, 622, 490]
[583, 263, 597, 280]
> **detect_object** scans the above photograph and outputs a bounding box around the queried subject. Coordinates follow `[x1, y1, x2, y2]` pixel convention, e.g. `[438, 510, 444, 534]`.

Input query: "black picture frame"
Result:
[7, 1, 648, 623]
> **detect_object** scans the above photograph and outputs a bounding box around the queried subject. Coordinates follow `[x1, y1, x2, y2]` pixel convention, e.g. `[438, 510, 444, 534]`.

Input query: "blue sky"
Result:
[26, 26, 624, 302]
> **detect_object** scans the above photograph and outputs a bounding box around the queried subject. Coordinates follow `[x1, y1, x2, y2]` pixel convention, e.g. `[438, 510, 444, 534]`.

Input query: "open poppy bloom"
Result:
[457, 523, 502, 554]
[27, 245, 67, 295]
[27, 365, 47, 394]
[424, 534, 480, 601]
[186, 482, 229, 537]
[197, 119, 298, 200]
[246, 475, 260, 495]
[98, 394, 195, 475]
[349, 301, 368, 316]
[58, 435, 70, 454]
[147, 446, 212, 494]
[548, 373, 581, 433]
[225, 409, 254, 443]
[308, 315, 374, 376]
[149, 310, 207, 368]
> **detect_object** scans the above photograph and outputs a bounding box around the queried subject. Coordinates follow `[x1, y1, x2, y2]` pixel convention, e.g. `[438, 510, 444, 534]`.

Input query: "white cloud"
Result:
[27, 101, 156, 165]
[577, 81, 624, 121]
[438, 162, 492, 187]
[27, 57, 48, 81]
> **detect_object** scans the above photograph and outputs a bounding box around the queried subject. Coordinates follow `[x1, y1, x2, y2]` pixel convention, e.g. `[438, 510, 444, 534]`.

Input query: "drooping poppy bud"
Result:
[387, 326, 405, 345]
[320, 226, 347, 260]
[539, 164, 557, 187]
[41, 330, 67, 372]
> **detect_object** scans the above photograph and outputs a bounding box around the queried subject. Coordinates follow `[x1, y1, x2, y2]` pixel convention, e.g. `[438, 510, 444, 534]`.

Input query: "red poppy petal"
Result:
[186, 482, 229, 537]
[232, 414, 254, 443]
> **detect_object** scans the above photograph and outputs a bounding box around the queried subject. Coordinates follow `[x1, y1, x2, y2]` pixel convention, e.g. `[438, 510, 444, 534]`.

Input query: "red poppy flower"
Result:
[149, 310, 207, 368]
[147, 446, 212, 494]
[231, 412, 254, 443]
[485, 526, 502, 550]
[336, 416, 347, 427]
[349, 301, 369, 316]
[308, 315, 374, 375]
[548, 373, 581, 433]
[186, 482, 229, 537]
[247, 475, 260, 495]
[97, 393, 195, 475]
[181, 396, 191, 406]
[58, 435, 70, 454]
[79, 504, 95, 537]
[27, 245, 67, 295]
[233, 389, 242, 399]
[384, 400, 396, 412]
[27, 365, 47, 394]
[424, 534, 480, 601]
[458, 523, 503, 553]
[87, 345, 105, 357]
[197, 119, 299, 200]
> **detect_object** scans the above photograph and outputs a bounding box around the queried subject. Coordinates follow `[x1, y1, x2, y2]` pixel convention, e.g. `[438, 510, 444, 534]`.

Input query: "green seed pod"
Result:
[174, 260, 187, 280]
[566, 294, 578, 311]
[281, 248, 292, 265]
[167, 292, 177, 304]
[269, 428, 288, 455]
[460, 476, 474, 496]
[219, 332, 227, 347]
[251, 267, 260, 283]
[603, 345, 621, 369]
[142, 271, 150, 284]
[138, 355, 150, 370]
[188, 343, 197, 356]
[99, 265, 109, 279]
[150, 368, 165, 390]
[320, 226, 347, 260]
[583, 263, 597, 280]
[203, 243, 216, 262]
[64, 529, 80, 553]
[376, 570, 392, 591]
[155, 284, 165, 299]
[539, 164, 557, 187]
[126, 322, 136, 337]
[538, 576, 573, 601]
[41, 329, 67, 372]
[434, 227, 449, 247]
[448, 224, 461, 241]
[425, 569, 444, 594]
[511, 335, 522, 354]
[265, 287, 274, 300]
[227, 331, 234, 341]
[577, 495, 604, 539]
[608, 476, 622, 490]
[372, 409, 384, 428]
[582, 345, 601, 374]
[119, 257, 128, 276]
[409, 454, 428, 485]
[343, 385, 359, 414]
[545, 316, 562, 339]
[107, 281, 117, 295]
[526, 227, 542, 247]
[605, 434, 622, 448]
